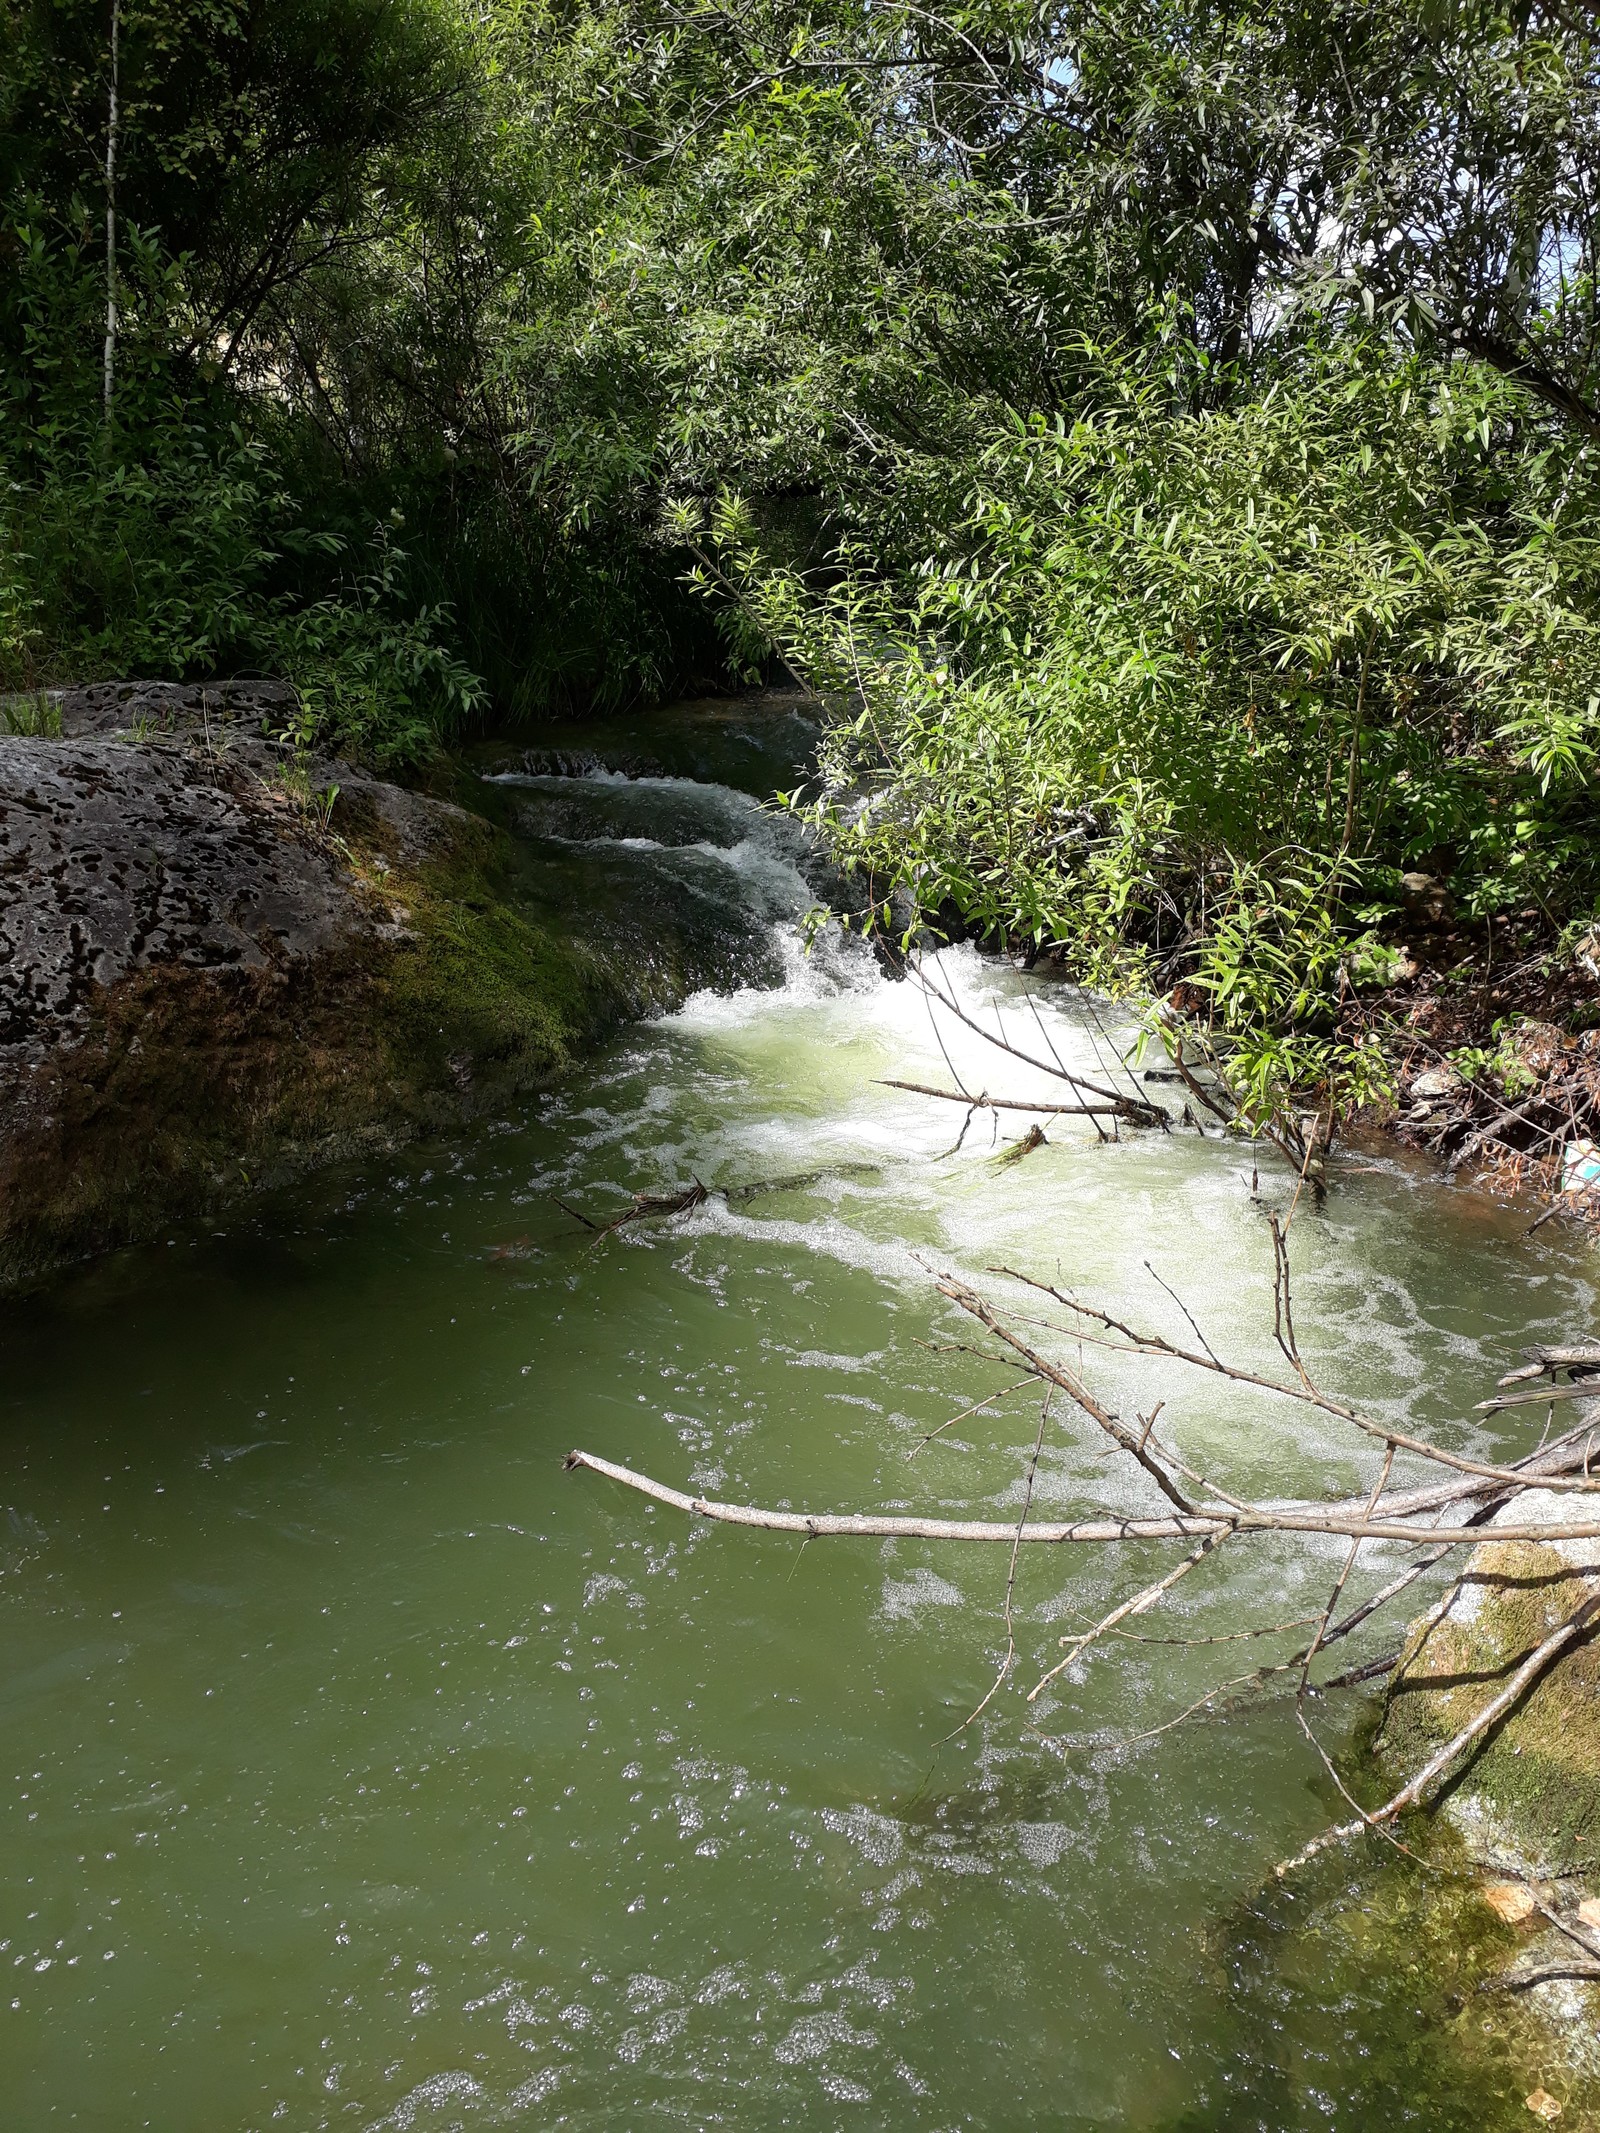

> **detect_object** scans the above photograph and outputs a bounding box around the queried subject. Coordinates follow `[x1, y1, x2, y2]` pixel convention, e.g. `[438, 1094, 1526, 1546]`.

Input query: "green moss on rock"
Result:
[1160, 1820, 1600, 2129]
[371, 808, 617, 1105]
[1381, 1524, 1600, 1868]
[0, 789, 630, 1288]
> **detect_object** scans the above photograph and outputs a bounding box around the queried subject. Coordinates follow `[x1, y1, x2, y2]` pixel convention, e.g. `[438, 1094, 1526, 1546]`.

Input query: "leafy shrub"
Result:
[0, 220, 482, 764]
[708, 336, 1600, 1122]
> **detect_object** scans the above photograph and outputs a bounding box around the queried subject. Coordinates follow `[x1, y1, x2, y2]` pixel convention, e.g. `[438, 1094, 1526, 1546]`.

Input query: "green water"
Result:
[3, 758, 1596, 2129]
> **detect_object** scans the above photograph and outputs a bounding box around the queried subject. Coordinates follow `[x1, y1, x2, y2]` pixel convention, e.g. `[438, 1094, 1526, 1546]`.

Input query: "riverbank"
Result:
[1336, 893, 1600, 1209]
[0, 682, 822, 1291]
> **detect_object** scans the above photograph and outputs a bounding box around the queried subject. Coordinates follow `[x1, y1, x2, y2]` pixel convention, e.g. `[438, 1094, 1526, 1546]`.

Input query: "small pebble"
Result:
[1483, 1882, 1537, 1925]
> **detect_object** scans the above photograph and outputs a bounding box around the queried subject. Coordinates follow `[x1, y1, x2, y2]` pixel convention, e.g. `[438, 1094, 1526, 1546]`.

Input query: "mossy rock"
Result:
[365, 804, 618, 1104]
[1381, 1500, 1600, 1870]
[1154, 1809, 1600, 2130]
[0, 735, 628, 1287]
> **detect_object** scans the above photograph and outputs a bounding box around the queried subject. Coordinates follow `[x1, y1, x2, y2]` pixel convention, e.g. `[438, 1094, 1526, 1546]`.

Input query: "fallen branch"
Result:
[992, 1123, 1048, 1168]
[1498, 1344, 1600, 1386]
[1276, 1589, 1600, 1877]
[1476, 1380, 1600, 1414]
[988, 1266, 1600, 1495]
[1158, 1023, 1311, 1175]
[1447, 1084, 1555, 1173]
[1029, 1533, 1224, 1700]
[556, 1181, 709, 1237]
[563, 1448, 1221, 1540]
[555, 1164, 882, 1239]
[904, 959, 1167, 1127]
[723, 1163, 881, 1202]
[1321, 1649, 1402, 1689]
[935, 1273, 1206, 1517]
[1500, 1962, 1600, 1991]
[878, 1079, 1128, 1120]
[565, 1234, 1600, 1863]
[564, 1447, 1600, 1547]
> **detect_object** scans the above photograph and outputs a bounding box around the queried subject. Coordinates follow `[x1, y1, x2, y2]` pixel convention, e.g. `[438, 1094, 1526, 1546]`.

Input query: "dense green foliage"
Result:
[725, 338, 1600, 1106]
[5, 0, 1600, 1102]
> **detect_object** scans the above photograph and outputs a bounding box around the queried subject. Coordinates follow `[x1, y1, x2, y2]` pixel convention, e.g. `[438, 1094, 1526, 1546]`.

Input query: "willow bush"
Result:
[703, 337, 1600, 1115]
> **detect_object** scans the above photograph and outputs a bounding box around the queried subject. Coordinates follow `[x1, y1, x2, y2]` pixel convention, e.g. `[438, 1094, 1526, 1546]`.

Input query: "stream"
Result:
[3, 700, 1596, 2129]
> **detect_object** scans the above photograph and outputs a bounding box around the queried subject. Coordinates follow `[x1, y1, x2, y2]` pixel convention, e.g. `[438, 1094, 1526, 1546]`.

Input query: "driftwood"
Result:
[564, 1453, 1222, 1542]
[991, 1123, 1048, 1168]
[1476, 1379, 1600, 1414]
[1498, 1343, 1600, 1386]
[556, 1163, 882, 1239]
[556, 1182, 710, 1237]
[724, 1163, 881, 1202]
[966, 1269, 1600, 1497]
[1498, 1894, 1600, 1992]
[1381, 1022, 1600, 1229]
[563, 951, 1600, 1879]
[1447, 1084, 1557, 1174]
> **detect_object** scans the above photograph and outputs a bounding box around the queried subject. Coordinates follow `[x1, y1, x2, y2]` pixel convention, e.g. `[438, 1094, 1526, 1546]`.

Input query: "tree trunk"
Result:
[102, 0, 120, 420]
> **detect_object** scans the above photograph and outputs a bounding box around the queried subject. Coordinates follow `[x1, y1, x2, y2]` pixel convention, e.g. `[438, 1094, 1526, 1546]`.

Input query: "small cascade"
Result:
[486, 766, 869, 1011]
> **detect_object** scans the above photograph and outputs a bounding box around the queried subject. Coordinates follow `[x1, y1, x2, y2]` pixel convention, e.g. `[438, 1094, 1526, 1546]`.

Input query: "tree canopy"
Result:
[6, 0, 1600, 1103]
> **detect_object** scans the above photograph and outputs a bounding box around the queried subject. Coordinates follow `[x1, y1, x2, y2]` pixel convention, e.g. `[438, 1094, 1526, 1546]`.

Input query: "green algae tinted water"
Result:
[3, 768, 1597, 2130]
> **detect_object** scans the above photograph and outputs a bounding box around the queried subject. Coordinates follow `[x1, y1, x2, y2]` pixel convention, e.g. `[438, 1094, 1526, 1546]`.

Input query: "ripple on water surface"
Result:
[1, 779, 1594, 2130]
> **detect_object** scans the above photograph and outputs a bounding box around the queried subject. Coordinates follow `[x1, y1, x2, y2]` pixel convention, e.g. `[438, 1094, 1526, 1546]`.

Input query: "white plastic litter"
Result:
[1562, 1138, 1600, 1194]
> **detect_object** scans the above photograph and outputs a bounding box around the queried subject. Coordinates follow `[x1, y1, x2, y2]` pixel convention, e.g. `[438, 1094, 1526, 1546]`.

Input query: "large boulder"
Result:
[0, 684, 615, 1285]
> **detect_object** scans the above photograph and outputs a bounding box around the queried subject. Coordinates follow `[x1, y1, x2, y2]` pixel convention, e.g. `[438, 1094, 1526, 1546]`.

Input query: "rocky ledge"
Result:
[1376, 1465, 1600, 2092]
[0, 682, 618, 1287]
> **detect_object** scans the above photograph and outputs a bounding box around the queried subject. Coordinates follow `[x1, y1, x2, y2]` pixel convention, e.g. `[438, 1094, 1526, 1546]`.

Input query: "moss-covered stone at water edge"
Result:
[0, 713, 628, 1288]
[1381, 1523, 1600, 1868]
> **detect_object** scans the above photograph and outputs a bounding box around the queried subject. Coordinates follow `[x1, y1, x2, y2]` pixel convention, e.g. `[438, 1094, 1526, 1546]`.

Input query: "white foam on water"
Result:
[523, 768, 1600, 1505]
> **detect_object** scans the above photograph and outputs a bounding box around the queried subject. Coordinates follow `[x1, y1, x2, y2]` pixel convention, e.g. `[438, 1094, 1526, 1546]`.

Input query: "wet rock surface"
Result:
[0, 685, 595, 1285]
[0, 738, 354, 1067]
[3, 682, 840, 1279]
[1, 684, 475, 1072]
[0, 680, 828, 1286]
[1377, 1463, 1600, 2082]
[1383, 1475, 1600, 1867]
[48, 675, 300, 741]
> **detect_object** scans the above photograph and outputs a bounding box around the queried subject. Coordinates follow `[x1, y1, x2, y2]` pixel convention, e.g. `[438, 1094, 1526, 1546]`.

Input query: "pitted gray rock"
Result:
[0, 738, 355, 1068]
[0, 697, 630, 1290]
[6, 676, 300, 742]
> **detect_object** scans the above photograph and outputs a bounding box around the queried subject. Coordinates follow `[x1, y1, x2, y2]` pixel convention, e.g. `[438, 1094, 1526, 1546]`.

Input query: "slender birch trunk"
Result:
[102, 0, 120, 419]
